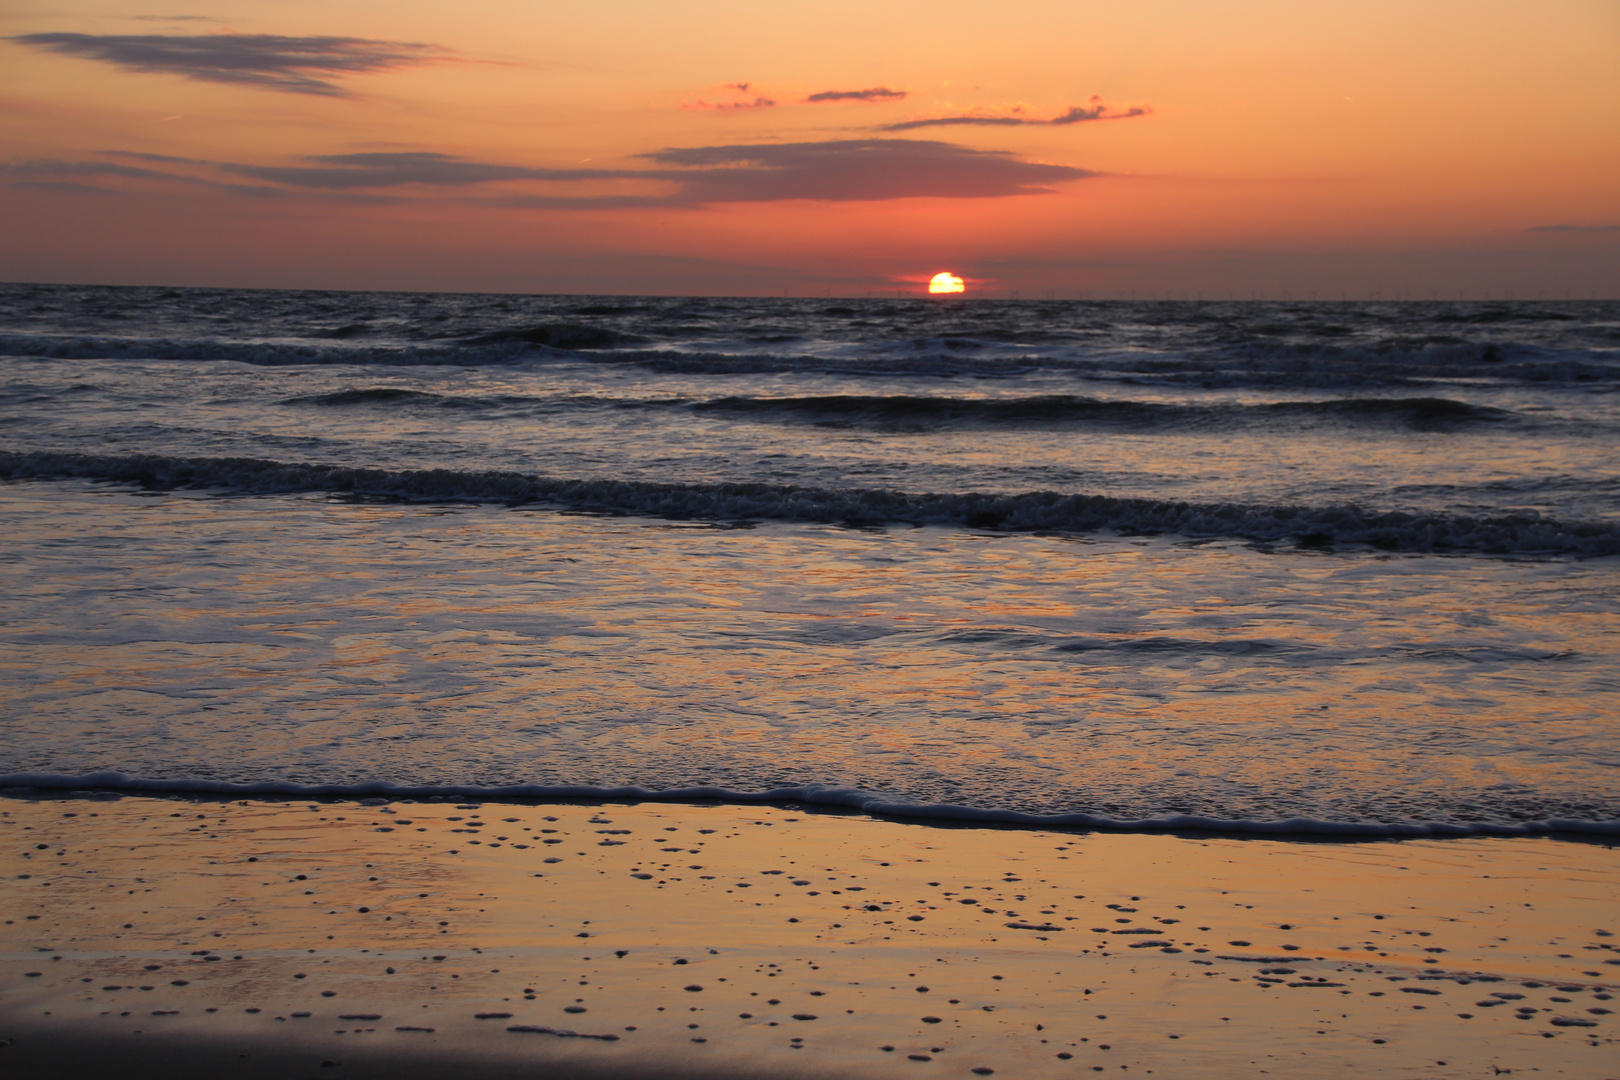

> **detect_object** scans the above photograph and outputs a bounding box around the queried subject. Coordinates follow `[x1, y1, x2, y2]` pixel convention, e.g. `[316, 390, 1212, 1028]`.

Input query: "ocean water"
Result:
[1, 282, 1617, 834]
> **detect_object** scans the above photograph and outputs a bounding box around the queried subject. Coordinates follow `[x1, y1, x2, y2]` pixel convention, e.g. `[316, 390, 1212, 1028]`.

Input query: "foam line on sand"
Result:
[7, 772, 1618, 837]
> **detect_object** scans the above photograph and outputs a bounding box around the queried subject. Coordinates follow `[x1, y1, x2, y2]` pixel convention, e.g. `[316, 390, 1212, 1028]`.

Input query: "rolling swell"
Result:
[605, 340, 1619, 387]
[3, 330, 1615, 389]
[0, 333, 532, 367]
[278, 388, 686, 411]
[456, 322, 647, 349]
[1182, 340, 1619, 388]
[4, 449, 1616, 556]
[275, 388, 1520, 431]
[693, 394, 1516, 430]
[281, 387, 446, 406]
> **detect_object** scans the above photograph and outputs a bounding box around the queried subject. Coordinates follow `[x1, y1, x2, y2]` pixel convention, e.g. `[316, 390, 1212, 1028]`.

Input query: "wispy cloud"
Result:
[7, 139, 1095, 207]
[681, 96, 776, 111]
[11, 150, 610, 195]
[680, 84, 777, 111]
[882, 96, 1149, 132]
[6, 32, 445, 96]
[1527, 224, 1620, 233]
[0, 158, 182, 182]
[1049, 102, 1150, 125]
[638, 139, 1093, 203]
[218, 151, 623, 188]
[807, 87, 907, 103]
[7, 180, 132, 194]
[486, 193, 679, 210]
[131, 14, 219, 22]
[1, 155, 365, 198]
[105, 150, 209, 165]
[0, 161, 157, 196]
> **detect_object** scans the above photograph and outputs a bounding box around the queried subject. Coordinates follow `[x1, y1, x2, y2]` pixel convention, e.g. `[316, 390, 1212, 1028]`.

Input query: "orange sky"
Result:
[2, 0, 1616, 296]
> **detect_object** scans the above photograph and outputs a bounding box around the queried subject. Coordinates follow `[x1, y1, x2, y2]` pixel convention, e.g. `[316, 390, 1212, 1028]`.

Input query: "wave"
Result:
[275, 386, 1525, 433]
[3, 331, 1615, 388]
[1139, 340, 1620, 389]
[610, 340, 1620, 387]
[281, 387, 447, 406]
[943, 630, 1577, 665]
[691, 394, 1517, 431]
[1430, 307, 1581, 325]
[0, 331, 1052, 377]
[3, 771, 1616, 837]
[4, 449, 1617, 556]
[456, 322, 647, 349]
[1051, 635, 1299, 656]
[278, 388, 669, 411]
[0, 333, 533, 368]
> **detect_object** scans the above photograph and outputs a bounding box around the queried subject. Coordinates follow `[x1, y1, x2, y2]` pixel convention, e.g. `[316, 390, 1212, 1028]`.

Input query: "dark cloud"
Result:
[0, 159, 181, 182]
[6, 180, 130, 194]
[1049, 102, 1149, 124]
[7, 32, 443, 95]
[157, 141, 1089, 202]
[2, 156, 335, 198]
[8, 151, 615, 195]
[0, 157, 274, 196]
[104, 150, 211, 165]
[678, 82, 778, 110]
[807, 87, 907, 103]
[7, 139, 1092, 207]
[1527, 224, 1620, 233]
[218, 151, 623, 188]
[489, 194, 681, 210]
[882, 97, 1148, 132]
[638, 139, 1093, 202]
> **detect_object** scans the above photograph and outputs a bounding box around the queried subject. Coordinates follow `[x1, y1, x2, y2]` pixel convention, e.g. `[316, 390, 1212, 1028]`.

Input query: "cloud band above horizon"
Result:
[7, 32, 444, 95]
[3, 140, 1098, 206]
[883, 98, 1148, 131]
[807, 87, 907, 103]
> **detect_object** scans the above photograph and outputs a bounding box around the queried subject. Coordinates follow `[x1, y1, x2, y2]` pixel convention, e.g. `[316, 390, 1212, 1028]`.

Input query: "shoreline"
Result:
[5, 776, 1618, 840]
[5, 791, 1618, 1077]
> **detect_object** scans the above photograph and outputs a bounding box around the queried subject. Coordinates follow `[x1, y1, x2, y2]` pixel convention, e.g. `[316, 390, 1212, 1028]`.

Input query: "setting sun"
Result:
[928, 272, 966, 295]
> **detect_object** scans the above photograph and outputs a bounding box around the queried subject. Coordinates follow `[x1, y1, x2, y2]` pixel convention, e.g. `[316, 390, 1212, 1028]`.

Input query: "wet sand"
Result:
[2, 792, 1616, 1078]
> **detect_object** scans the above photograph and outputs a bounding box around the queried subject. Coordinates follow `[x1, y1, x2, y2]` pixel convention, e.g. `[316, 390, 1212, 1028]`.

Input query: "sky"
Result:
[1, 0, 1616, 297]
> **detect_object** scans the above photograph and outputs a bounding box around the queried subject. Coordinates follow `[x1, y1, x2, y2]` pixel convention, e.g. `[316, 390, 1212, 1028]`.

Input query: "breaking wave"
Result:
[4, 449, 1616, 556]
[2, 771, 1616, 837]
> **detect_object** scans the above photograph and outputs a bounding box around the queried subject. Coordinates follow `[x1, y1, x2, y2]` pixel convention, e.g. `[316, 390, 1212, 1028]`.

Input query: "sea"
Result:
[1, 282, 1616, 836]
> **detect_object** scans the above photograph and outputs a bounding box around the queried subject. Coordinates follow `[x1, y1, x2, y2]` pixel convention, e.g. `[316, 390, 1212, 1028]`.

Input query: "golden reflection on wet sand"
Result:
[2, 795, 1615, 1078]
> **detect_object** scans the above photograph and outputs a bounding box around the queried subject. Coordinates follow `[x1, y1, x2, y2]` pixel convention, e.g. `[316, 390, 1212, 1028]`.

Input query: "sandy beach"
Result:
[3, 791, 1615, 1078]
